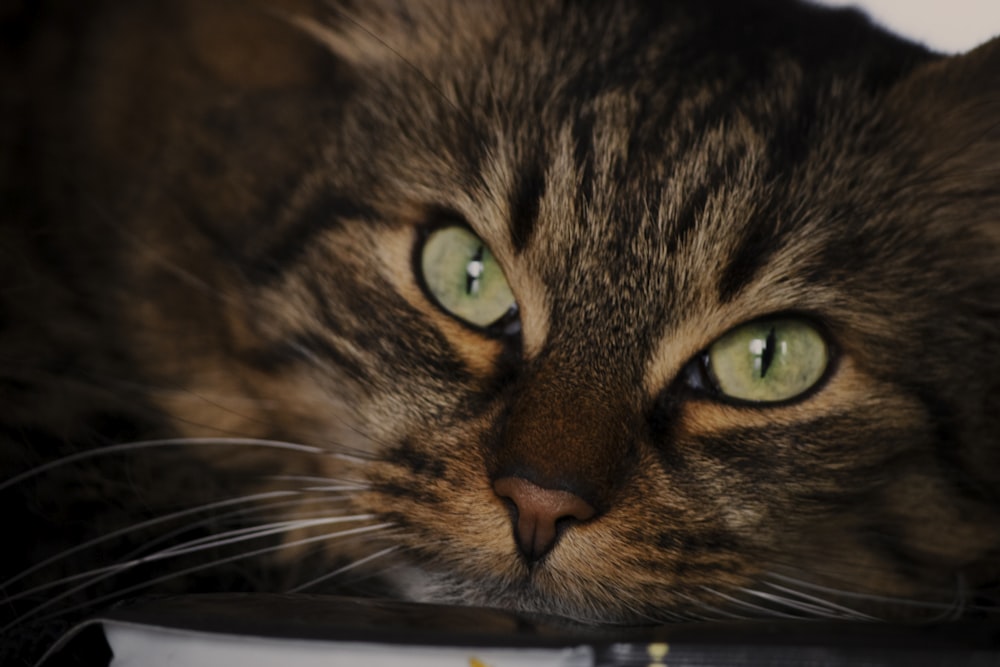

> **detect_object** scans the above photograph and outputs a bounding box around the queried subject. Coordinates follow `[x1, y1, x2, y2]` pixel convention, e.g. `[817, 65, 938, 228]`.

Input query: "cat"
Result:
[2, 0, 999, 660]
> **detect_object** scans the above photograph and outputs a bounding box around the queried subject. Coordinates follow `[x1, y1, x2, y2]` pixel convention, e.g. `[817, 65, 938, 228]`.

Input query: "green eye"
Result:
[707, 317, 829, 403]
[419, 225, 516, 328]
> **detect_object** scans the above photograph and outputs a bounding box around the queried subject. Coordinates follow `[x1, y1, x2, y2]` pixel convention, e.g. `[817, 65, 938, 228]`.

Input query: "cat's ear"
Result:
[284, 0, 507, 71]
[174, 0, 347, 90]
[888, 37, 1000, 204]
[284, 0, 427, 68]
[69, 0, 348, 168]
[62, 0, 373, 259]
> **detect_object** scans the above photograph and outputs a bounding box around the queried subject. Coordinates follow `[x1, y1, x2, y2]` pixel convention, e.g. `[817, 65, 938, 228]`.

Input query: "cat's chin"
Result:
[379, 559, 740, 626]
[372, 557, 976, 626]
[387, 566, 629, 624]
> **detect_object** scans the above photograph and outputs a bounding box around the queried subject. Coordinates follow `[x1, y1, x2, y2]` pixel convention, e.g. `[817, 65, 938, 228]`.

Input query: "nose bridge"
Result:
[491, 353, 637, 509]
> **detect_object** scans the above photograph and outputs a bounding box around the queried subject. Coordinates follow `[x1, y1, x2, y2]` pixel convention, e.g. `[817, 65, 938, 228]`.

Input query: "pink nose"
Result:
[493, 476, 596, 562]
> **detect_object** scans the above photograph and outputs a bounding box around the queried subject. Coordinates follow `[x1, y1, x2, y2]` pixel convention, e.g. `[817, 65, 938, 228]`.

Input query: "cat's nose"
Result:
[493, 476, 596, 563]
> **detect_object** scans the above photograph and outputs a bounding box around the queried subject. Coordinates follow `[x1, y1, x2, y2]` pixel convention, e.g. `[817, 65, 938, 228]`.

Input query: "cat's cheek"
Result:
[340, 472, 521, 598]
[881, 472, 1000, 565]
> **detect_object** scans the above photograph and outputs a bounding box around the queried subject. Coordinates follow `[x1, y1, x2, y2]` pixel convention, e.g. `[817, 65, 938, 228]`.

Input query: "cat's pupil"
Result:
[465, 246, 486, 296]
[747, 326, 781, 379]
[758, 327, 778, 378]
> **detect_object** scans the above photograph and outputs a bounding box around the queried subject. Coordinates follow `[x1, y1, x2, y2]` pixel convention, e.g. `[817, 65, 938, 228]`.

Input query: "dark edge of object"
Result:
[36, 594, 1000, 666]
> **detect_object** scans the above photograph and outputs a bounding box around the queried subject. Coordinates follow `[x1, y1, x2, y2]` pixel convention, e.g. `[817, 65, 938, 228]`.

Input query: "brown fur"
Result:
[2, 0, 999, 653]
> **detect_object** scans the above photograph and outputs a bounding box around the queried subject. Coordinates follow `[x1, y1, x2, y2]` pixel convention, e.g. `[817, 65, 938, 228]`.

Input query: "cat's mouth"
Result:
[345, 486, 750, 625]
[338, 451, 981, 626]
[385, 544, 975, 626]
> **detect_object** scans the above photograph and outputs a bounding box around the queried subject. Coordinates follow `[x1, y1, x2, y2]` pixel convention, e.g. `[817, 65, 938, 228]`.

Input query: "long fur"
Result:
[2, 0, 998, 661]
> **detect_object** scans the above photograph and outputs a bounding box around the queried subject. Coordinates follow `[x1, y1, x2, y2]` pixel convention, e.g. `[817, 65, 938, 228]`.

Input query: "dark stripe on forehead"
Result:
[666, 148, 744, 256]
[508, 155, 547, 252]
[572, 111, 596, 207]
[717, 199, 783, 303]
[247, 192, 377, 285]
[714, 92, 836, 303]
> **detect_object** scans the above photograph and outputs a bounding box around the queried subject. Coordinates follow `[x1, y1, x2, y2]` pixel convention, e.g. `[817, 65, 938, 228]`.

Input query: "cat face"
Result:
[7, 0, 1000, 626]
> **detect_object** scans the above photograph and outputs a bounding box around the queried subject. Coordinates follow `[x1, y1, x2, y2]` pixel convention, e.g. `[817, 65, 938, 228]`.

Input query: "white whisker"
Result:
[268, 474, 368, 486]
[757, 581, 878, 620]
[699, 586, 800, 619]
[0, 437, 324, 493]
[155, 515, 376, 558]
[114, 496, 349, 563]
[287, 545, 399, 593]
[1, 490, 299, 592]
[654, 590, 741, 622]
[6, 514, 370, 604]
[301, 484, 367, 493]
[266, 474, 369, 492]
[741, 587, 874, 620]
[6, 521, 394, 632]
[765, 572, 967, 612]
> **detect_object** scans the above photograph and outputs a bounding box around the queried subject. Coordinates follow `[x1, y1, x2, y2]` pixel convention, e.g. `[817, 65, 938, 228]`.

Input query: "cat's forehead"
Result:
[319, 0, 970, 370]
[389, 75, 827, 327]
[342, 4, 876, 245]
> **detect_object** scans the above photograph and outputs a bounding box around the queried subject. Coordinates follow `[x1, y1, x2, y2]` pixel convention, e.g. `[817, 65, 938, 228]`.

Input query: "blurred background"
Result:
[817, 0, 1000, 53]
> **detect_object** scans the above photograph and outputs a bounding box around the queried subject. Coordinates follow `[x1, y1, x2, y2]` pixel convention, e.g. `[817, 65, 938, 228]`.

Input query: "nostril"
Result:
[492, 476, 596, 562]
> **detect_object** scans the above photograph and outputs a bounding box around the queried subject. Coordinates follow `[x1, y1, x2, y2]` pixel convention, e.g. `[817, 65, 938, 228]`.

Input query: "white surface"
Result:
[814, 0, 1000, 53]
[105, 622, 594, 667]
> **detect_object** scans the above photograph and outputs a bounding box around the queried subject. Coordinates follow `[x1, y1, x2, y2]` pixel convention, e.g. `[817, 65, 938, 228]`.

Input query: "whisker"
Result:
[154, 515, 376, 559]
[297, 483, 368, 493]
[764, 572, 969, 612]
[0, 437, 324, 493]
[113, 501, 321, 562]
[740, 586, 874, 620]
[7, 514, 371, 605]
[266, 474, 370, 492]
[622, 601, 690, 625]
[668, 591, 743, 622]
[699, 586, 801, 620]
[112, 495, 358, 565]
[287, 545, 399, 593]
[757, 581, 877, 620]
[1, 490, 300, 592]
[340, 554, 412, 587]
[268, 474, 367, 485]
[6, 520, 393, 632]
[637, 598, 697, 623]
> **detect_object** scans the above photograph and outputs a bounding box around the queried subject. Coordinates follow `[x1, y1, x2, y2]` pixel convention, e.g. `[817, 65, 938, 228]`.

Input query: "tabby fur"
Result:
[2, 0, 999, 654]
